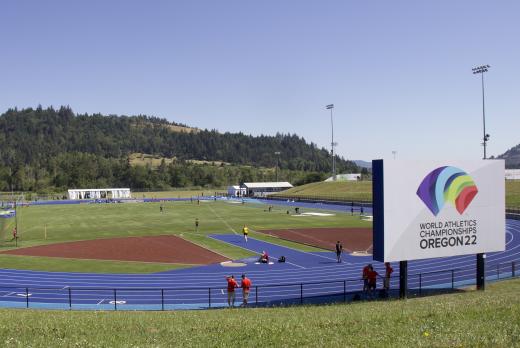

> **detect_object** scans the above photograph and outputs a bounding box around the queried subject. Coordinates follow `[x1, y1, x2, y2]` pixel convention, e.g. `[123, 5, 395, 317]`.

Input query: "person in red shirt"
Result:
[384, 262, 393, 295]
[240, 274, 252, 306]
[367, 265, 379, 298]
[362, 264, 370, 293]
[226, 275, 238, 307]
[259, 251, 269, 264]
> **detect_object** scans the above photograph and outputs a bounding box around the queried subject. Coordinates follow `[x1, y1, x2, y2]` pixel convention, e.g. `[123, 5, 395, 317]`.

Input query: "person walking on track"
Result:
[335, 241, 343, 263]
[242, 225, 249, 243]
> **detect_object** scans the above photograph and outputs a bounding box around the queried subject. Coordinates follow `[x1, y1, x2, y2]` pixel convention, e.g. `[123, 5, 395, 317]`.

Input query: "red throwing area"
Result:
[2, 235, 229, 264]
[259, 228, 373, 253]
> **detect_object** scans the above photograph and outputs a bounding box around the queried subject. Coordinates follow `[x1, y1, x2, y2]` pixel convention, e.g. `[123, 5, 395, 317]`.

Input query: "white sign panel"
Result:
[373, 160, 505, 262]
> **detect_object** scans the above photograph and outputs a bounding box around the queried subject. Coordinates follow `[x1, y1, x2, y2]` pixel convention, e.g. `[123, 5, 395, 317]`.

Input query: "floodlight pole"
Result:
[472, 64, 490, 291]
[326, 104, 336, 181]
[472, 65, 490, 160]
[14, 201, 18, 247]
[274, 152, 281, 182]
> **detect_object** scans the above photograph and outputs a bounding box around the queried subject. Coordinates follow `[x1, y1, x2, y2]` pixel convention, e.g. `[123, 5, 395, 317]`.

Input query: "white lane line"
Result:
[307, 252, 349, 264]
[209, 236, 306, 269]
[284, 261, 306, 269]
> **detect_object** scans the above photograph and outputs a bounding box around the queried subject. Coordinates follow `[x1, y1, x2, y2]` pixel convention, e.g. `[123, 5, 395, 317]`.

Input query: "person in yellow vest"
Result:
[242, 225, 249, 243]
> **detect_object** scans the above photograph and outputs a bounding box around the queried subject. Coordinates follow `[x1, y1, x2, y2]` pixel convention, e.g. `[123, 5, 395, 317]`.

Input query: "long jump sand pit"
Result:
[2, 235, 229, 264]
[259, 228, 373, 253]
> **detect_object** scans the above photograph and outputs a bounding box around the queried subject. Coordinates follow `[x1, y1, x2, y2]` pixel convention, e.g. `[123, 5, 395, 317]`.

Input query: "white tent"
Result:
[67, 188, 131, 200]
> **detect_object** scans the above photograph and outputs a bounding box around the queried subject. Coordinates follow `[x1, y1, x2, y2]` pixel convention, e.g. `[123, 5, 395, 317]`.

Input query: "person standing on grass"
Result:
[384, 262, 393, 295]
[335, 241, 343, 263]
[160, 203, 163, 213]
[240, 274, 252, 306]
[242, 225, 249, 243]
[195, 218, 199, 232]
[226, 275, 238, 307]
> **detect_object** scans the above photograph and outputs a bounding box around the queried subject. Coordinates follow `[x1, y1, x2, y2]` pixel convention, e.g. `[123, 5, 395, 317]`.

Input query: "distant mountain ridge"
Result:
[0, 106, 359, 191]
[498, 143, 520, 168]
[353, 160, 372, 169]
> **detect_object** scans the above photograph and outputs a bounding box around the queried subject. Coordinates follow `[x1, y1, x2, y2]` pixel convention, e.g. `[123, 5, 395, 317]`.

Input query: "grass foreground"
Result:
[0, 278, 518, 347]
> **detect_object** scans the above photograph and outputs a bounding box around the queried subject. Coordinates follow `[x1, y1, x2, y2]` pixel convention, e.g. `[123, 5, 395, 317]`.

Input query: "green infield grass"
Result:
[0, 200, 369, 273]
[0, 278, 518, 347]
[506, 180, 520, 207]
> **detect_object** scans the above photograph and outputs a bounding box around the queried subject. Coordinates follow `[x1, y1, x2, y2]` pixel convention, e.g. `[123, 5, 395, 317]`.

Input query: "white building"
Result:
[505, 169, 520, 180]
[227, 185, 247, 197]
[68, 188, 131, 200]
[325, 173, 361, 182]
[241, 182, 293, 197]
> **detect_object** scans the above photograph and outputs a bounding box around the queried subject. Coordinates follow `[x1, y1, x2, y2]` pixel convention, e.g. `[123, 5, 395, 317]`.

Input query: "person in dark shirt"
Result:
[335, 241, 343, 263]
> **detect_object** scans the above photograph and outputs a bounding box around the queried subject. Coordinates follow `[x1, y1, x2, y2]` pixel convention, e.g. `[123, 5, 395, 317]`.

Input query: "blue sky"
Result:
[1, 1, 518, 161]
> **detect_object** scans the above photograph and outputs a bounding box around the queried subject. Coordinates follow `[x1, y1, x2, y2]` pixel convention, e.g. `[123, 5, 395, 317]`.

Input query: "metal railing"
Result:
[265, 195, 372, 207]
[1, 260, 517, 311]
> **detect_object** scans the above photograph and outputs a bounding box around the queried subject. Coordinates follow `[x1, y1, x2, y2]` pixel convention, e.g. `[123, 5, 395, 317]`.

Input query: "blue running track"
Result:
[0, 202, 518, 310]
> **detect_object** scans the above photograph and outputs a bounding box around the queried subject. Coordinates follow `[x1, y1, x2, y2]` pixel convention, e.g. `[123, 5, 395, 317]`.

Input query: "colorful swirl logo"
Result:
[416, 166, 478, 216]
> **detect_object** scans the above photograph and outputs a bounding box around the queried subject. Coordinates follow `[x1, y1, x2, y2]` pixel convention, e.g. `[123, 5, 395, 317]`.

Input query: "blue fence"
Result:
[1, 259, 517, 311]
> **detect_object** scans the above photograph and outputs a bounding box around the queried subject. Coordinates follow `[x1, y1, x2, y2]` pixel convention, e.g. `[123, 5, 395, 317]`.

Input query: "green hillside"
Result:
[499, 143, 520, 168]
[274, 180, 520, 207]
[273, 181, 372, 202]
[0, 106, 359, 192]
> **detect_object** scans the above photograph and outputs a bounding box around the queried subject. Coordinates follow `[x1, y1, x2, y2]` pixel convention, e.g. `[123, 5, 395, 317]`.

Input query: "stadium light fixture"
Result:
[326, 104, 336, 181]
[472, 64, 491, 159]
[472, 65, 491, 291]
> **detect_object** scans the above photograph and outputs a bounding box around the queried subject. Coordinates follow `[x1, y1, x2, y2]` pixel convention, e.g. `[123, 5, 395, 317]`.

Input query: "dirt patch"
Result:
[259, 228, 373, 253]
[1, 235, 229, 264]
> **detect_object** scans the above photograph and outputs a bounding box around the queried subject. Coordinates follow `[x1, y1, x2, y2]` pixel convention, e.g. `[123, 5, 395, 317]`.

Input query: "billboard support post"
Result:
[399, 260, 407, 299]
[476, 253, 485, 290]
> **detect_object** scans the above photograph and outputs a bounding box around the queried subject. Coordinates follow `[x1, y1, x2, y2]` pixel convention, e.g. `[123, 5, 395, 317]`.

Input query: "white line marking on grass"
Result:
[97, 298, 105, 305]
[177, 233, 231, 260]
[208, 205, 238, 235]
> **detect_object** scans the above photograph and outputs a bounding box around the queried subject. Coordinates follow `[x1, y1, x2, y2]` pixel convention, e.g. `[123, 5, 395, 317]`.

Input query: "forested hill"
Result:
[498, 143, 520, 168]
[0, 106, 358, 191]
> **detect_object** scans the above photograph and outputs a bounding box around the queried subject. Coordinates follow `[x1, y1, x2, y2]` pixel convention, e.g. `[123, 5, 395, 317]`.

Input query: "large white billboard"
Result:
[373, 160, 505, 262]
